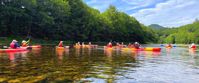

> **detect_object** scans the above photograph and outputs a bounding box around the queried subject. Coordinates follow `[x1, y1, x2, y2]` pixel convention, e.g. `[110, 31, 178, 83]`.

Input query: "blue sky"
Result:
[83, 0, 199, 27]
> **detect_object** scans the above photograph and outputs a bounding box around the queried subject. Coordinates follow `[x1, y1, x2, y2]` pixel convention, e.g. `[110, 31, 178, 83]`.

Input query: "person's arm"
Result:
[26, 39, 30, 45]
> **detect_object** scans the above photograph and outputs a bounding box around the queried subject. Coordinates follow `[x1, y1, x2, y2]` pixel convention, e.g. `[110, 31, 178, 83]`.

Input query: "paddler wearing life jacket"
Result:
[88, 42, 92, 46]
[107, 42, 112, 48]
[189, 43, 196, 49]
[58, 41, 63, 47]
[121, 42, 125, 47]
[76, 42, 81, 46]
[166, 44, 172, 48]
[82, 42, 85, 47]
[21, 40, 30, 47]
[116, 42, 121, 48]
[133, 42, 140, 49]
[128, 43, 132, 48]
[10, 40, 20, 49]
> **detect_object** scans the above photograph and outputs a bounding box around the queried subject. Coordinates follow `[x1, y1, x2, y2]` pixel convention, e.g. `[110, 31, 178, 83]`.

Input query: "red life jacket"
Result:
[191, 45, 196, 48]
[107, 44, 112, 48]
[58, 42, 63, 47]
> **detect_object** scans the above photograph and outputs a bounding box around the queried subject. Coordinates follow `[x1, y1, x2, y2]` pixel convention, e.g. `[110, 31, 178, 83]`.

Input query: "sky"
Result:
[83, 0, 199, 27]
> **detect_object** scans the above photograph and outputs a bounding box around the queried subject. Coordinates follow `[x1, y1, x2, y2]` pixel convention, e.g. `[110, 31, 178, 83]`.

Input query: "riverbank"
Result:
[0, 37, 73, 46]
[0, 37, 113, 46]
[0, 37, 154, 46]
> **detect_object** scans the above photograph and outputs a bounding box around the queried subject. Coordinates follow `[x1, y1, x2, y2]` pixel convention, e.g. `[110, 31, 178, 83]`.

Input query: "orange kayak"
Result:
[29, 45, 42, 48]
[104, 46, 113, 50]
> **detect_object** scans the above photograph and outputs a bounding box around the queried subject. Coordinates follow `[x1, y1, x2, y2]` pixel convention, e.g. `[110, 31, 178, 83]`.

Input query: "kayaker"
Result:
[190, 43, 196, 49]
[82, 42, 85, 46]
[166, 44, 172, 48]
[128, 43, 132, 48]
[10, 40, 20, 49]
[77, 42, 81, 46]
[121, 42, 124, 47]
[88, 42, 92, 46]
[133, 42, 140, 49]
[58, 41, 63, 47]
[107, 42, 112, 48]
[21, 40, 29, 47]
[116, 43, 121, 48]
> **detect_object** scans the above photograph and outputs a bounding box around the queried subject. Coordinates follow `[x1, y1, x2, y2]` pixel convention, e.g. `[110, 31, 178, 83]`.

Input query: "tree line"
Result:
[154, 20, 199, 44]
[0, 0, 157, 43]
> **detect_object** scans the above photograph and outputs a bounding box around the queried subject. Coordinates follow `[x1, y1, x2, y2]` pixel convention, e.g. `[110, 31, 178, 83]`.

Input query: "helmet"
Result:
[135, 42, 139, 44]
[12, 40, 17, 43]
[22, 40, 26, 43]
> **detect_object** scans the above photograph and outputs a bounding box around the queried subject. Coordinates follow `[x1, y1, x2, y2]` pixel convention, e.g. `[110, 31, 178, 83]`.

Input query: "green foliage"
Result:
[0, 0, 157, 43]
[156, 21, 199, 44]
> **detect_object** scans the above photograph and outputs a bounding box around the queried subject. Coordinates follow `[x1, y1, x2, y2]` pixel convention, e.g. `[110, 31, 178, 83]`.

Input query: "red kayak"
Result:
[0, 48, 28, 53]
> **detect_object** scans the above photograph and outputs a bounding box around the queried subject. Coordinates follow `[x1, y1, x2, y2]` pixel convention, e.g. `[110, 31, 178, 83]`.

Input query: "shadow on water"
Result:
[0, 45, 199, 82]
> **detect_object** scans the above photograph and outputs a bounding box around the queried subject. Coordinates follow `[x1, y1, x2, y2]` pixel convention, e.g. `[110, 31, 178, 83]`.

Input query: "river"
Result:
[0, 45, 199, 83]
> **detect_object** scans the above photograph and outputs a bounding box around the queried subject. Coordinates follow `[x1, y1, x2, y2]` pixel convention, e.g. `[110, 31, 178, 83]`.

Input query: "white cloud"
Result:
[132, 0, 199, 27]
[84, 0, 199, 27]
[120, 0, 159, 11]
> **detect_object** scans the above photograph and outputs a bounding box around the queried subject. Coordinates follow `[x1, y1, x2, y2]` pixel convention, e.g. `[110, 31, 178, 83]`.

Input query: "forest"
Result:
[153, 20, 199, 44]
[0, 0, 157, 43]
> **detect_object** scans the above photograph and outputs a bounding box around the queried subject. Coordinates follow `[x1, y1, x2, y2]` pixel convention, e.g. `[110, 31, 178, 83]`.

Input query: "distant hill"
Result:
[148, 24, 165, 30]
[158, 20, 199, 44]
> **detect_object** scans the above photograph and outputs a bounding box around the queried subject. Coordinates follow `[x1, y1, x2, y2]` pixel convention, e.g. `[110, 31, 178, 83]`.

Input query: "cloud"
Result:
[83, 0, 199, 27]
[132, 0, 199, 27]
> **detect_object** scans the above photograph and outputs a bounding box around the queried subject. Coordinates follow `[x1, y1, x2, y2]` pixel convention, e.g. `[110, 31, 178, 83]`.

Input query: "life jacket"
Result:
[133, 44, 140, 49]
[21, 42, 27, 47]
[58, 42, 63, 47]
[107, 44, 112, 48]
[191, 45, 196, 48]
[10, 42, 16, 49]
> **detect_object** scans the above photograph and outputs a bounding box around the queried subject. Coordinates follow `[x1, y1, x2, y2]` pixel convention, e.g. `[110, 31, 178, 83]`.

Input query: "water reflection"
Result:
[166, 48, 172, 55]
[143, 51, 161, 59]
[6, 51, 29, 70]
[31, 48, 41, 55]
[1, 46, 199, 82]
[7, 51, 29, 62]
[189, 49, 196, 56]
[104, 49, 113, 57]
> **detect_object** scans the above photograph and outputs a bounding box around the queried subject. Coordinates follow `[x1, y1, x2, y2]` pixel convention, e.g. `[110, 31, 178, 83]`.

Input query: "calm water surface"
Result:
[0, 45, 199, 83]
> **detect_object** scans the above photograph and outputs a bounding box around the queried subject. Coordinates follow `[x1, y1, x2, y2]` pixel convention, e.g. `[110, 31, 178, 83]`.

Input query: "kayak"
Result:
[104, 46, 113, 50]
[166, 46, 172, 48]
[29, 45, 42, 48]
[144, 47, 161, 51]
[56, 46, 69, 50]
[122, 48, 132, 51]
[20, 45, 42, 49]
[74, 45, 81, 48]
[56, 47, 65, 50]
[84, 45, 98, 48]
[0, 48, 28, 53]
[75, 45, 98, 48]
[122, 47, 161, 52]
